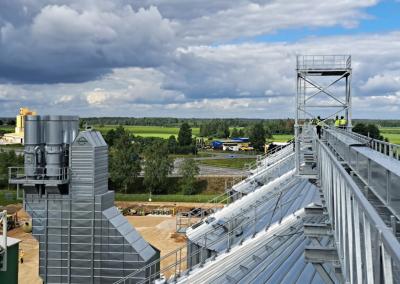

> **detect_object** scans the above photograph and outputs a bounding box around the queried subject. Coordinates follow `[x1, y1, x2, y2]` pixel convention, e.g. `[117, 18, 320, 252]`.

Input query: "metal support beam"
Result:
[304, 245, 339, 263]
[304, 223, 332, 237]
[313, 263, 335, 284]
[304, 205, 325, 216]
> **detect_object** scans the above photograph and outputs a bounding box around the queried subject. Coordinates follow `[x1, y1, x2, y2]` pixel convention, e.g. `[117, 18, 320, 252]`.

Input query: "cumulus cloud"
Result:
[174, 0, 378, 44]
[0, 0, 399, 119]
[0, 0, 379, 84]
[0, 3, 175, 83]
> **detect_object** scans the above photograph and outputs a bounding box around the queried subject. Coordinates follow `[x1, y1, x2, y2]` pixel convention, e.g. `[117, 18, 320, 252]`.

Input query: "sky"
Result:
[0, 0, 400, 118]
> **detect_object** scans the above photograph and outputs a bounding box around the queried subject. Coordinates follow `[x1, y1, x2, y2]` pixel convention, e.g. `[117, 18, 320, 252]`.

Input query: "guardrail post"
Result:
[253, 205, 257, 238]
[381, 244, 394, 284]
[226, 222, 231, 252]
[386, 170, 390, 205]
[391, 216, 396, 235]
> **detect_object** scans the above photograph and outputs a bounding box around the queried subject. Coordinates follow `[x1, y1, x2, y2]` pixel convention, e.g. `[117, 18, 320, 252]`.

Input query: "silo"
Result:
[43, 115, 64, 179]
[24, 116, 42, 177]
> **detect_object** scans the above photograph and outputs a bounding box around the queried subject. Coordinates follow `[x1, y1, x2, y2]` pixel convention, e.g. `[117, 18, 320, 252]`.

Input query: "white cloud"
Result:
[1, 0, 400, 119]
[175, 0, 378, 44]
[0, 4, 175, 83]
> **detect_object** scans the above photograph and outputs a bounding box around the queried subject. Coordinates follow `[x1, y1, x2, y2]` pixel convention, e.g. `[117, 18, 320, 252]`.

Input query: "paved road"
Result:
[196, 152, 258, 160]
[173, 157, 250, 176]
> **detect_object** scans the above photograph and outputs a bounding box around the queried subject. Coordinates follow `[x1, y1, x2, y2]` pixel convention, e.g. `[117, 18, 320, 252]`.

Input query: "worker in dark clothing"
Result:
[316, 116, 323, 139]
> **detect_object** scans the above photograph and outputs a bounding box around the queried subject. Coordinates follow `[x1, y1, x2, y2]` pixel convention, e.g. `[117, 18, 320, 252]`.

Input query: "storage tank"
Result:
[44, 116, 64, 179]
[24, 116, 42, 178]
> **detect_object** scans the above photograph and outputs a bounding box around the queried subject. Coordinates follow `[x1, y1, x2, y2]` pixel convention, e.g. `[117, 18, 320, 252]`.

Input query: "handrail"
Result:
[247, 139, 294, 172]
[324, 128, 400, 220]
[316, 134, 400, 283]
[114, 174, 298, 284]
[176, 151, 295, 231]
[8, 166, 70, 182]
[332, 126, 400, 160]
[297, 55, 351, 70]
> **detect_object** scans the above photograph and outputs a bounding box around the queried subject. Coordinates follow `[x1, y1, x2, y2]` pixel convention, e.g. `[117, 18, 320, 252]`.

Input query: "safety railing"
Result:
[8, 167, 69, 184]
[233, 152, 295, 195]
[334, 127, 400, 160]
[176, 152, 295, 232]
[246, 139, 294, 172]
[115, 175, 298, 284]
[297, 55, 351, 70]
[317, 137, 400, 283]
[325, 129, 400, 219]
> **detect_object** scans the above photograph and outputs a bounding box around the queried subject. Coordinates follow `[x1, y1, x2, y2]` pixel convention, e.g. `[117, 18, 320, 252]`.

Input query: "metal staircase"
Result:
[300, 126, 400, 283]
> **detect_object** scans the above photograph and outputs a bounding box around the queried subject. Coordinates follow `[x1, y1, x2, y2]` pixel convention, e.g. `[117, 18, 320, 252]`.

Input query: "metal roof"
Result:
[0, 236, 21, 248]
[186, 170, 320, 252]
[232, 152, 294, 195]
[72, 130, 107, 148]
[327, 130, 400, 177]
[179, 210, 338, 284]
[103, 206, 158, 262]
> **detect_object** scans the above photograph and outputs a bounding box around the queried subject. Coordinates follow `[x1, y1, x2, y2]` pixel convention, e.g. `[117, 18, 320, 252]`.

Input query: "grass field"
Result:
[94, 124, 293, 142]
[197, 158, 256, 169]
[0, 125, 14, 133]
[94, 125, 200, 138]
[380, 127, 400, 144]
[270, 134, 294, 142]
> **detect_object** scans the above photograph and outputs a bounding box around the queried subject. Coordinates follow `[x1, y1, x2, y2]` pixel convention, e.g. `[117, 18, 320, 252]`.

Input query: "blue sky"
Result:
[232, 0, 400, 43]
[0, 0, 399, 118]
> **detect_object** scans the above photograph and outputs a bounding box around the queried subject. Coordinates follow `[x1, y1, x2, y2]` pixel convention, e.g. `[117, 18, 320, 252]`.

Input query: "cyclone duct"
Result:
[13, 115, 160, 283]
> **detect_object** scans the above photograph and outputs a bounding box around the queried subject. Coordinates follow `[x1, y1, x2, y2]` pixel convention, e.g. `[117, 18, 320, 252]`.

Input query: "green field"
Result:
[380, 127, 400, 144]
[0, 125, 14, 132]
[197, 158, 256, 169]
[270, 134, 294, 142]
[94, 125, 200, 138]
[94, 124, 293, 142]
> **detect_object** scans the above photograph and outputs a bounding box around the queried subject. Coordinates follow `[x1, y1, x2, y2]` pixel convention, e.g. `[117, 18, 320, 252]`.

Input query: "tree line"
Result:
[107, 123, 199, 195]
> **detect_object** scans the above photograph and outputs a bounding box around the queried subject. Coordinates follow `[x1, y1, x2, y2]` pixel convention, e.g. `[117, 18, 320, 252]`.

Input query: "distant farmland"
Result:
[93, 125, 293, 142]
[94, 125, 200, 138]
[380, 127, 400, 144]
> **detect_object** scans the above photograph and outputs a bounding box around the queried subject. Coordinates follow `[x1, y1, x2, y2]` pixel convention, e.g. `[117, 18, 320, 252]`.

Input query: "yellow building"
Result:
[1, 108, 36, 144]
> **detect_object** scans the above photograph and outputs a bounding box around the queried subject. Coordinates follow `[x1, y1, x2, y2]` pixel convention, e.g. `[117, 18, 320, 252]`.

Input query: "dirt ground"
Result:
[11, 202, 201, 283]
[115, 200, 223, 213]
[126, 215, 187, 278]
[7, 208, 42, 284]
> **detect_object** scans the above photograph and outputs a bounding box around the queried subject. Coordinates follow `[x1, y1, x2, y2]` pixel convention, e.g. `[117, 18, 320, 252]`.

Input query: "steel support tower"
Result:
[295, 55, 352, 176]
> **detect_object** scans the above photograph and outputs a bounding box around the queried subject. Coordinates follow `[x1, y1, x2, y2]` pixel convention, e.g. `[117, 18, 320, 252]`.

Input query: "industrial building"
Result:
[114, 56, 400, 284]
[3, 55, 400, 283]
[0, 210, 21, 284]
[211, 138, 252, 151]
[1, 107, 36, 145]
[8, 115, 160, 283]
